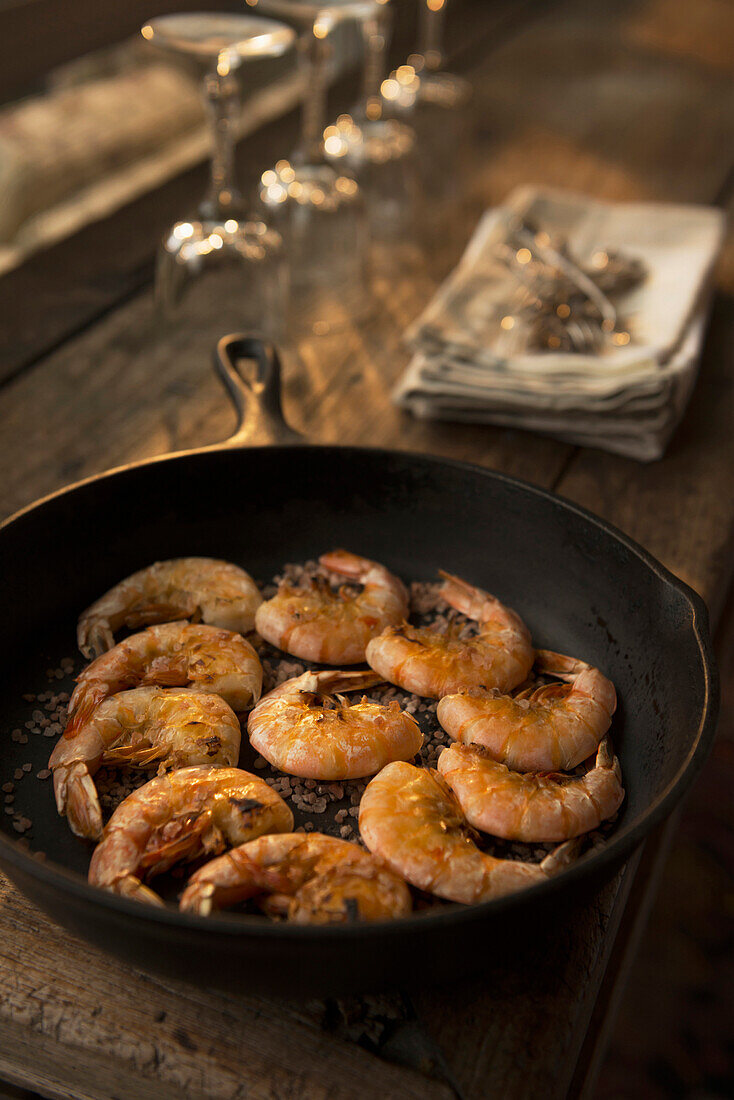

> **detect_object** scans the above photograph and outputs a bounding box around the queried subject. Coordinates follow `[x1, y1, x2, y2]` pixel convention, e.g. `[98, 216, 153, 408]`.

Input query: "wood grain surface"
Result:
[0, 0, 732, 1097]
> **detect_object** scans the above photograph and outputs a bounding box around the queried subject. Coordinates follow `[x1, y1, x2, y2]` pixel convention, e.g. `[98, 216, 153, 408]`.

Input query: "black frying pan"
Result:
[0, 336, 719, 996]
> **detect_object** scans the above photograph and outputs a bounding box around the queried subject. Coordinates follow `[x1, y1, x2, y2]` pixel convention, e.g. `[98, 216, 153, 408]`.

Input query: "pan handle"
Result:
[214, 334, 303, 447]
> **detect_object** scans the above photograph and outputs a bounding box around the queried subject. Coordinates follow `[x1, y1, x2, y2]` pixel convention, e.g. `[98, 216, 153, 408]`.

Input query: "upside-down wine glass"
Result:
[252, 0, 377, 335]
[322, 0, 419, 246]
[144, 13, 295, 340]
[408, 0, 471, 108]
[381, 0, 471, 200]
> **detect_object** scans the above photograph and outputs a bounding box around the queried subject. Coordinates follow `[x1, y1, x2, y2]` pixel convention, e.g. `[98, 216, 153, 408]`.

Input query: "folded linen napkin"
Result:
[396, 187, 725, 460]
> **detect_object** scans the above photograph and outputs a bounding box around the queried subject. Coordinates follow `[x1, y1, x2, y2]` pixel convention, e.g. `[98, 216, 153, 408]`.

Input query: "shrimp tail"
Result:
[53, 762, 103, 840]
[439, 572, 531, 643]
[437, 570, 480, 612]
[534, 650, 586, 680]
[112, 874, 165, 906]
[78, 619, 114, 660]
[318, 550, 374, 579]
[539, 837, 581, 875]
[63, 685, 108, 738]
[179, 880, 218, 915]
[596, 736, 622, 783]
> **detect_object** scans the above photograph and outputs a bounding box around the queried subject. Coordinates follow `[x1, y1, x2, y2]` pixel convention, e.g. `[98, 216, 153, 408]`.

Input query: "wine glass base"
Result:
[142, 13, 295, 66]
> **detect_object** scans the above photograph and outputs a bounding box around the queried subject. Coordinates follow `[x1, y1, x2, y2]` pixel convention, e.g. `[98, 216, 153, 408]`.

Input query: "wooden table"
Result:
[1, 1, 733, 1097]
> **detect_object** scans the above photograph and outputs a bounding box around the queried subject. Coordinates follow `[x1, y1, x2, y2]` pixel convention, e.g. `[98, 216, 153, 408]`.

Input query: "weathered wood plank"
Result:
[571, 815, 679, 1099]
[412, 854, 643, 1100]
[462, 0, 734, 207]
[0, 877, 452, 1100]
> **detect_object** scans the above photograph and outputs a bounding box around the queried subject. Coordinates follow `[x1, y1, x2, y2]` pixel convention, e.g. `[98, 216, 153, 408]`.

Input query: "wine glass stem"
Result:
[202, 71, 242, 219]
[297, 31, 332, 164]
[360, 9, 391, 121]
[418, 0, 446, 73]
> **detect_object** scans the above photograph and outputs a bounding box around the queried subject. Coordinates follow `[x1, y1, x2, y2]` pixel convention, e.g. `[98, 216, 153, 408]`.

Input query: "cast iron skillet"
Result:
[0, 336, 719, 996]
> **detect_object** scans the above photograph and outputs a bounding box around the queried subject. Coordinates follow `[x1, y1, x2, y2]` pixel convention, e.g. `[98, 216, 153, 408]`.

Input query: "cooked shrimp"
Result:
[67, 622, 262, 735]
[437, 739, 624, 842]
[50, 687, 241, 840]
[88, 766, 293, 905]
[254, 551, 408, 664]
[78, 557, 262, 658]
[180, 832, 412, 922]
[366, 571, 533, 699]
[359, 761, 576, 904]
[247, 669, 422, 780]
[437, 649, 617, 772]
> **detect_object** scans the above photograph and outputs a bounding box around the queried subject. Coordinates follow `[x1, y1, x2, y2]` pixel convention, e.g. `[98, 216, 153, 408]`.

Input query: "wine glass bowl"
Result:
[380, 2, 472, 203]
[323, 113, 418, 243]
[253, 0, 379, 334]
[260, 159, 366, 334]
[320, 0, 420, 247]
[156, 216, 287, 337]
[144, 13, 295, 339]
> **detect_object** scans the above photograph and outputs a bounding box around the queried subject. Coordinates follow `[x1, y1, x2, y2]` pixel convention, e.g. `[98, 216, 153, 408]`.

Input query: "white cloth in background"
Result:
[395, 187, 726, 461]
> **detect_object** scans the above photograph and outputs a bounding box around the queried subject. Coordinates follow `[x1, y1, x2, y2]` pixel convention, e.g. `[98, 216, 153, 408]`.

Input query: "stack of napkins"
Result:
[395, 187, 726, 461]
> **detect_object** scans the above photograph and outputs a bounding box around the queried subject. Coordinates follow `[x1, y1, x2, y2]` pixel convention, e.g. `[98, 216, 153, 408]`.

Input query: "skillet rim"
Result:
[0, 443, 720, 940]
